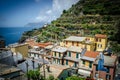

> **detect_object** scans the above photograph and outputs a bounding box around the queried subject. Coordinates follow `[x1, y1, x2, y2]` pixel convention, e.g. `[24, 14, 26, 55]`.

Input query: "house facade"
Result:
[61, 34, 107, 52]
[9, 43, 29, 57]
[78, 51, 99, 78]
[51, 46, 67, 65]
[93, 55, 117, 80]
[64, 46, 83, 67]
[95, 34, 107, 51]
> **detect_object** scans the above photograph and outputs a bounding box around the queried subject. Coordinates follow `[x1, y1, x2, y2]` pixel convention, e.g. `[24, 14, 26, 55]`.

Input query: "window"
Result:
[29, 53, 31, 56]
[106, 67, 110, 73]
[37, 54, 39, 57]
[68, 52, 71, 57]
[77, 42, 79, 46]
[34, 54, 36, 57]
[74, 62, 77, 67]
[89, 62, 92, 68]
[83, 60, 85, 65]
[66, 41, 68, 45]
[96, 38, 98, 42]
[54, 59, 56, 63]
[66, 60, 68, 65]
[99, 39, 101, 42]
[72, 42, 74, 46]
[57, 59, 60, 64]
[98, 44, 102, 48]
[54, 52, 56, 56]
[76, 53, 79, 58]
[96, 65, 98, 71]
[95, 73, 98, 78]
[106, 74, 111, 80]
[59, 53, 61, 57]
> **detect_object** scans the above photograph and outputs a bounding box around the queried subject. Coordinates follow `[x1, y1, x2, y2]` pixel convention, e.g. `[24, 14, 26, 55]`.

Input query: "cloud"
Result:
[35, 0, 79, 23]
[46, 10, 52, 14]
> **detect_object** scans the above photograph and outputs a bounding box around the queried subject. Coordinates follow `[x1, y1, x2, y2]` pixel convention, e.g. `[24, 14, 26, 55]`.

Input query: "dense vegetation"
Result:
[20, 0, 120, 54]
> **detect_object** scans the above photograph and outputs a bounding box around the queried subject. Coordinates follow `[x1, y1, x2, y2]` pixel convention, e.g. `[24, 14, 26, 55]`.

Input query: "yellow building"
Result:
[51, 46, 67, 65]
[9, 43, 29, 57]
[62, 36, 95, 51]
[95, 34, 107, 51]
[61, 34, 107, 52]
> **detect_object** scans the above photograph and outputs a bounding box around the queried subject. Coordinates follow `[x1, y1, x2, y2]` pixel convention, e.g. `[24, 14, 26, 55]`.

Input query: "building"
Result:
[26, 38, 51, 49]
[64, 46, 84, 67]
[28, 43, 53, 60]
[62, 36, 95, 51]
[95, 34, 107, 51]
[78, 51, 99, 78]
[8, 43, 29, 57]
[0, 64, 23, 80]
[51, 46, 67, 65]
[28, 48, 50, 59]
[93, 55, 117, 80]
[61, 34, 107, 52]
[0, 36, 5, 48]
[0, 48, 15, 66]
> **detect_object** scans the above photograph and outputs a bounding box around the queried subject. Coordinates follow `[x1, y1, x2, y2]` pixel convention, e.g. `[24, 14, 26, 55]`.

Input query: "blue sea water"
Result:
[0, 27, 41, 45]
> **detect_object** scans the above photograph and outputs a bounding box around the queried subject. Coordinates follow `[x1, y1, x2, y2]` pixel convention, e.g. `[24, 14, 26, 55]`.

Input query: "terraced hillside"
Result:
[21, 0, 120, 44]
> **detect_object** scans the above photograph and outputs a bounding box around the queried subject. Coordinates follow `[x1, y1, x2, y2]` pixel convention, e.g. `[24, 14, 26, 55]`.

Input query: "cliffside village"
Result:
[0, 34, 120, 80]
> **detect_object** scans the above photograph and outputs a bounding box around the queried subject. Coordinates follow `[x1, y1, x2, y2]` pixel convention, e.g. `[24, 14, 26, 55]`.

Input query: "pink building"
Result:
[93, 55, 117, 80]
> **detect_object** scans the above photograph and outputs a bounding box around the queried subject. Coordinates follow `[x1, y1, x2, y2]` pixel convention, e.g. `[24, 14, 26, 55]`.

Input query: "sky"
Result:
[0, 0, 79, 27]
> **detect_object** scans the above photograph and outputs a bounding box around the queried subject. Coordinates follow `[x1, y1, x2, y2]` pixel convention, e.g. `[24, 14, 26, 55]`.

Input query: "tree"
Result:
[114, 19, 120, 43]
[63, 10, 67, 14]
[110, 41, 120, 55]
[66, 76, 85, 80]
[27, 70, 40, 80]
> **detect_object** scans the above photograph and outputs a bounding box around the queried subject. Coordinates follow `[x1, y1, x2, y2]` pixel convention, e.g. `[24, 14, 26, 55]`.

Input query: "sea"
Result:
[0, 26, 42, 46]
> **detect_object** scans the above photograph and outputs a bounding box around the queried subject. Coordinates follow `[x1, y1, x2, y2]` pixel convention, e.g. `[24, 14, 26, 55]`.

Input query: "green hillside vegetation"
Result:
[20, 0, 120, 53]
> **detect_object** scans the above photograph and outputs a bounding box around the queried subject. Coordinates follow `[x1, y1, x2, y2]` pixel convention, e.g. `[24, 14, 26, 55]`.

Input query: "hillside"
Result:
[20, 0, 120, 44]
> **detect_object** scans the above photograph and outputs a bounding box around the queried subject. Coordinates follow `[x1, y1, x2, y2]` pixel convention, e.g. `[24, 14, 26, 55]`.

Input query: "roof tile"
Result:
[95, 34, 107, 38]
[84, 51, 99, 58]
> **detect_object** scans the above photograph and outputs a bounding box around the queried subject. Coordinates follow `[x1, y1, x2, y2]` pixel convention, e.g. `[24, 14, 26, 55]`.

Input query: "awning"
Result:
[78, 69, 91, 77]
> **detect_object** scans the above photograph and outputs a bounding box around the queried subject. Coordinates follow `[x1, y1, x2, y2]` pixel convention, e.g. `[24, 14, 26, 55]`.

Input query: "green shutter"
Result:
[76, 53, 79, 58]
[68, 52, 71, 57]
[96, 65, 98, 71]
[54, 52, 56, 56]
[66, 60, 68, 65]
[59, 53, 61, 57]
[89, 62, 92, 68]
[83, 61, 85, 64]
[74, 62, 77, 67]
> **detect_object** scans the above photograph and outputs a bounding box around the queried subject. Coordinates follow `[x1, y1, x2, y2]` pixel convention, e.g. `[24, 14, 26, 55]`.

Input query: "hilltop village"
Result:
[0, 34, 119, 80]
[0, 0, 120, 80]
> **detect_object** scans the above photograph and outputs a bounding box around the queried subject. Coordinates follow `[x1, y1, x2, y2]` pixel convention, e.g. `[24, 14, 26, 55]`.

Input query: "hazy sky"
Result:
[0, 0, 79, 27]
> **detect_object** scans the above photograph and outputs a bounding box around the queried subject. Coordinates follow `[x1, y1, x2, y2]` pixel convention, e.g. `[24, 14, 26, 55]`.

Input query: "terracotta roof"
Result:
[35, 42, 51, 48]
[95, 34, 107, 38]
[26, 39, 52, 48]
[84, 51, 99, 58]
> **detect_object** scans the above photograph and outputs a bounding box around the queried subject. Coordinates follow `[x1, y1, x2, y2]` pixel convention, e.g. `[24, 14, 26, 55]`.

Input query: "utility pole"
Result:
[42, 55, 46, 79]
[32, 57, 35, 70]
[25, 61, 30, 80]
